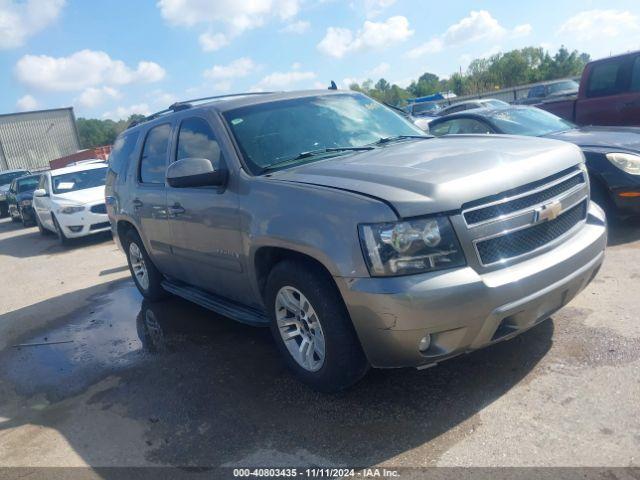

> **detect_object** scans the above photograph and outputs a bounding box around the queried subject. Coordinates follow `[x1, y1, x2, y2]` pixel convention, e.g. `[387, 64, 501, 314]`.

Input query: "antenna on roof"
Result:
[328, 81, 338, 90]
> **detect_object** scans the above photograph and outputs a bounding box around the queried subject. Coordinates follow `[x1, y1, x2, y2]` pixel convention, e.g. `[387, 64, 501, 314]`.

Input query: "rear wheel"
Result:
[265, 259, 369, 392]
[123, 229, 167, 301]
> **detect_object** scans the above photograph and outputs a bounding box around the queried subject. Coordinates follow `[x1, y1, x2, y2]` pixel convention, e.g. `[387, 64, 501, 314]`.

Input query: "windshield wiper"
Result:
[261, 146, 374, 173]
[374, 135, 433, 145]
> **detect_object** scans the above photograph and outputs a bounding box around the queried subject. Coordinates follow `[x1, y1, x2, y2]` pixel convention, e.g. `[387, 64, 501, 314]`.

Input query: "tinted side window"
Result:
[429, 122, 452, 136]
[631, 56, 640, 92]
[109, 132, 139, 176]
[139, 124, 171, 184]
[587, 59, 626, 98]
[528, 86, 544, 98]
[445, 118, 492, 134]
[176, 117, 222, 164]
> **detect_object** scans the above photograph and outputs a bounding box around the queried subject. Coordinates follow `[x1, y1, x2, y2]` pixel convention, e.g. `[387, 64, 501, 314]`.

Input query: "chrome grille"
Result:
[463, 167, 585, 226]
[475, 200, 587, 265]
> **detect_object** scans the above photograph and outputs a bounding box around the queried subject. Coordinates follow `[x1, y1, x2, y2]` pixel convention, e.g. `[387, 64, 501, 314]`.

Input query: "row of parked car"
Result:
[0, 160, 110, 244]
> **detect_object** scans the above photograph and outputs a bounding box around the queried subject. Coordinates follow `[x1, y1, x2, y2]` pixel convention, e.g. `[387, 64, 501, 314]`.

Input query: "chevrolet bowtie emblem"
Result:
[535, 200, 563, 223]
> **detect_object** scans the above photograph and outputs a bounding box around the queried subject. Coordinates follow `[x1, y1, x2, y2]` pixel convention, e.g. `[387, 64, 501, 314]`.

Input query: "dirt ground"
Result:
[0, 215, 639, 474]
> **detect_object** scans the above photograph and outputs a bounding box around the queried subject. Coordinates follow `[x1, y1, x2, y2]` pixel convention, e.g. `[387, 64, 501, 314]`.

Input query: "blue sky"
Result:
[1, 0, 639, 119]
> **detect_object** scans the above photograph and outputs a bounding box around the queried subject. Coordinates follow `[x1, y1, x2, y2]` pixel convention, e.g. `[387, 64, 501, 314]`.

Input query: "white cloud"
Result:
[76, 86, 120, 108]
[198, 32, 229, 51]
[406, 38, 443, 58]
[362, 0, 396, 18]
[406, 10, 511, 59]
[253, 70, 316, 90]
[368, 62, 390, 77]
[317, 16, 413, 58]
[102, 103, 151, 120]
[280, 20, 310, 34]
[512, 23, 532, 38]
[157, 0, 299, 34]
[558, 10, 638, 41]
[16, 94, 38, 111]
[0, 0, 65, 49]
[15, 49, 166, 91]
[203, 57, 257, 80]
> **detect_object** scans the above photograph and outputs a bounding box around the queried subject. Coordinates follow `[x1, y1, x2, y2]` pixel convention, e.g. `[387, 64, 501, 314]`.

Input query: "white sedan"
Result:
[32, 163, 110, 245]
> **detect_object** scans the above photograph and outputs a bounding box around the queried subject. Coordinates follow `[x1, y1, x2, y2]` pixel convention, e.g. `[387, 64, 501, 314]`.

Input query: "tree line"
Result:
[76, 45, 590, 149]
[349, 45, 590, 107]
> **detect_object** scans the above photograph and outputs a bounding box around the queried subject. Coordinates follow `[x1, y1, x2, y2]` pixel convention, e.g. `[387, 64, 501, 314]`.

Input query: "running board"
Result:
[161, 279, 269, 327]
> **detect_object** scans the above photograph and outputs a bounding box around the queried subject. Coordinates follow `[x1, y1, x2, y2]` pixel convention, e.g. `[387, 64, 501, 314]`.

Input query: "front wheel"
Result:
[265, 260, 369, 392]
[52, 215, 72, 246]
[123, 229, 167, 301]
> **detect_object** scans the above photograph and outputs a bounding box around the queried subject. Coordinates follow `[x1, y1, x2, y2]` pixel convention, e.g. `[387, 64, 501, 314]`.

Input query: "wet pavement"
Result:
[0, 216, 639, 470]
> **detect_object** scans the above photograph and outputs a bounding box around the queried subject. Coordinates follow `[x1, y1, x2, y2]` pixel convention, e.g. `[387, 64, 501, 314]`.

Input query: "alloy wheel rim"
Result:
[129, 242, 149, 291]
[275, 286, 326, 372]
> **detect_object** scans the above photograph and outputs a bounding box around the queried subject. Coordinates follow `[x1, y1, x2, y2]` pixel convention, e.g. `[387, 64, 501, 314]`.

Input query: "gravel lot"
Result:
[0, 215, 639, 471]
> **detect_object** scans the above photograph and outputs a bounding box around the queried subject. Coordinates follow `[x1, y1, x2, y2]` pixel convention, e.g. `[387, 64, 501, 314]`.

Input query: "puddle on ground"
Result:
[0, 283, 264, 401]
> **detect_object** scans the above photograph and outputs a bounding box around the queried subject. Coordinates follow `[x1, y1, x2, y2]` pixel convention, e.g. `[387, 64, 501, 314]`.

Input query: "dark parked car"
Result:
[517, 79, 579, 105]
[538, 51, 640, 126]
[429, 105, 640, 216]
[7, 173, 40, 226]
[0, 169, 30, 217]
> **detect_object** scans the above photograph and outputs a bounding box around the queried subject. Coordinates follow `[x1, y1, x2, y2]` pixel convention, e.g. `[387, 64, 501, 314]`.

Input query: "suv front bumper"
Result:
[337, 201, 607, 368]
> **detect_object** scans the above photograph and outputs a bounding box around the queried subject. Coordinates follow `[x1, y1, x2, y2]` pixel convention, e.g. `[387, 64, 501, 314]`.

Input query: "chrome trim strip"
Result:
[463, 169, 585, 227]
[473, 197, 588, 267]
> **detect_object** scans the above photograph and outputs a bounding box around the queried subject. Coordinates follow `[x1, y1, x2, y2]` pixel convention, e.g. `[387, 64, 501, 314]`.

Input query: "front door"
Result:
[165, 115, 248, 303]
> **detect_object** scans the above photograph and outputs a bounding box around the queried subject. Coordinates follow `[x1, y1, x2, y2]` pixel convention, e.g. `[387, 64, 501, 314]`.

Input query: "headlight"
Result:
[20, 199, 31, 206]
[606, 153, 640, 175]
[359, 216, 466, 276]
[58, 205, 85, 214]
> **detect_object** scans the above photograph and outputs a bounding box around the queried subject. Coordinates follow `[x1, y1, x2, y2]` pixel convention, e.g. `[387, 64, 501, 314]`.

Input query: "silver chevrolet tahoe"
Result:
[106, 90, 607, 392]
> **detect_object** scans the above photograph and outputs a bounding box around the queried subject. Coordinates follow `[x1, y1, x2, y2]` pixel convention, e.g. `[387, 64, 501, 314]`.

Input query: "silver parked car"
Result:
[106, 90, 607, 391]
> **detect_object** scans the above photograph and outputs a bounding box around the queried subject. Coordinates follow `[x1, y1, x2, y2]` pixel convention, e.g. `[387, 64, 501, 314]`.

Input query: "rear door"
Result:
[131, 123, 179, 277]
[576, 56, 632, 126]
[165, 113, 248, 302]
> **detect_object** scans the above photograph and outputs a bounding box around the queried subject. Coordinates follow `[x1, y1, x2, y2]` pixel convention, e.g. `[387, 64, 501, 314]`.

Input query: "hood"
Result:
[53, 185, 105, 205]
[271, 135, 582, 218]
[545, 126, 640, 153]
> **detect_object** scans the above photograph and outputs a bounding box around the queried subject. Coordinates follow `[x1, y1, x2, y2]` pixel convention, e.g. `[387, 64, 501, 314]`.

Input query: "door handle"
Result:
[132, 199, 143, 209]
[169, 203, 185, 215]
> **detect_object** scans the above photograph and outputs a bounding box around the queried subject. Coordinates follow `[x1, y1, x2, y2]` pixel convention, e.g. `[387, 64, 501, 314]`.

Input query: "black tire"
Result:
[265, 259, 369, 392]
[52, 214, 72, 246]
[123, 229, 167, 301]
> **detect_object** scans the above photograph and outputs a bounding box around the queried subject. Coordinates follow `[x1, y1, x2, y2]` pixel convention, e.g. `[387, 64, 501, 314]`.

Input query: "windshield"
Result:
[489, 108, 575, 136]
[412, 102, 440, 116]
[17, 176, 39, 193]
[223, 93, 424, 172]
[0, 171, 28, 186]
[548, 80, 579, 95]
[52, 167, 107, 194]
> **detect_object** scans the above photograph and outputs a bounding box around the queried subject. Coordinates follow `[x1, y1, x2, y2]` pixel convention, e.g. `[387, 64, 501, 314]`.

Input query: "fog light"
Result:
[68, 226, 83, 232]
[418, 334, 431, 353]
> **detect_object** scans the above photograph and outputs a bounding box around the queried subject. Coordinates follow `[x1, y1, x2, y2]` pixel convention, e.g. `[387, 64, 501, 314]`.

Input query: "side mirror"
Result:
[33, 189, 48, 197]
[166, 158, 227, 188]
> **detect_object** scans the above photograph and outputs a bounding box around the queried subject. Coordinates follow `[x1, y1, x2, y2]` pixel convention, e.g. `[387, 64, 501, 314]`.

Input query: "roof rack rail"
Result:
[126, 91, 278, 130]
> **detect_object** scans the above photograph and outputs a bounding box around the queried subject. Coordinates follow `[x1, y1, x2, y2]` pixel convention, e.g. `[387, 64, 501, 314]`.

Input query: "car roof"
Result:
[124, 89, 359, 134]
[0, 168, 29, 174]
[49, 162, 108, 176]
